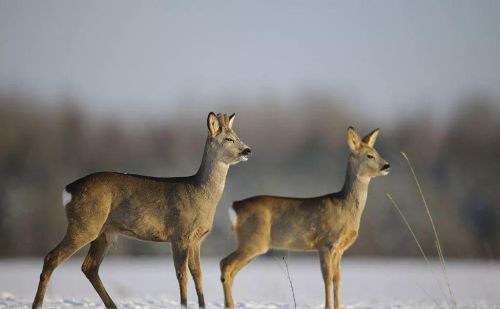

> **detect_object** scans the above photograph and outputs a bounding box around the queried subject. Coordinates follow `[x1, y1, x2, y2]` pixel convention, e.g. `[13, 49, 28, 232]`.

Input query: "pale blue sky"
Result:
[1, 1, 499, 122]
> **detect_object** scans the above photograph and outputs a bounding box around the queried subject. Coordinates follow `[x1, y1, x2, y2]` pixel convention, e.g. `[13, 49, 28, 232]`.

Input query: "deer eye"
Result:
[367, 154, 375, 159]
[224, 137, 235, 143]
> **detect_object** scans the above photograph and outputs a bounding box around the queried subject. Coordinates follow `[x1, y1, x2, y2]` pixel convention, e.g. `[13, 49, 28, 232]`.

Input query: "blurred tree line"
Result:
[0, 93, 499, 258]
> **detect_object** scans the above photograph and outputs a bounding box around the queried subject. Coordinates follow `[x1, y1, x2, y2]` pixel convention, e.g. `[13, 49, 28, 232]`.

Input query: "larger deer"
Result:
[32, 112, 251, 309]
[220, 127, 389, 309]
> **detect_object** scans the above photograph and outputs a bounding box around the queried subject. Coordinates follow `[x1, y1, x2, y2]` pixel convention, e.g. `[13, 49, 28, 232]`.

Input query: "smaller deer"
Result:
[32, 112, 251, 309]
[220, 127, 389, 309]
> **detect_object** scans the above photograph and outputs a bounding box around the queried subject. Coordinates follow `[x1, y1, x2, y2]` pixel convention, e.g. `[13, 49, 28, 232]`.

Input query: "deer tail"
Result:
[228, 205, 238, 230]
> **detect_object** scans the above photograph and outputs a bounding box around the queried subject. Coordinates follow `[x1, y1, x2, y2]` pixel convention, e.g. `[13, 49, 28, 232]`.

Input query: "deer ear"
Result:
[228, 113, 236, 129]
[362, 128, 380, 147]
[207, 112, 220, 137]
[347, 126, 362, 151]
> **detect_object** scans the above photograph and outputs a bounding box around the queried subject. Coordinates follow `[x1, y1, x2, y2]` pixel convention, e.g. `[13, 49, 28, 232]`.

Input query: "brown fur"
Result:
[220, 127, 389, 309]
[32, 112, 251, 309]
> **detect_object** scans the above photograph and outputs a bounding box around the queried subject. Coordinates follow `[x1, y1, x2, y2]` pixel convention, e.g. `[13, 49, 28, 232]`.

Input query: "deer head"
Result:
[207, 112, 251, 165]
[346, 126, 390, 178]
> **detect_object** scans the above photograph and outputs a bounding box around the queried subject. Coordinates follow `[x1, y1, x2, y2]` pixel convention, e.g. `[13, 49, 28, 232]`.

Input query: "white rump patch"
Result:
[62, 189, 72, 207]
[228, 207, 237, 227]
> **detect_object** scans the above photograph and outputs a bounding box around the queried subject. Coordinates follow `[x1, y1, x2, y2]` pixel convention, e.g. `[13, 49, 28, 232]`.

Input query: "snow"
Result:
[2, 257, 499, 308]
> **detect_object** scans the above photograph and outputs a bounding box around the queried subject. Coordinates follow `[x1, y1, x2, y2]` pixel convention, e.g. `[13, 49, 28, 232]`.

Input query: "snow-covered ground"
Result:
[2, 257, 499, 308]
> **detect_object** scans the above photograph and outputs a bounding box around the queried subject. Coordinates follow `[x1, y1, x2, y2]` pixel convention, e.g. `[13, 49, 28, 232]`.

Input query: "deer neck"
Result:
[194, 138, 230, 198]
[340, 156, 371, 214]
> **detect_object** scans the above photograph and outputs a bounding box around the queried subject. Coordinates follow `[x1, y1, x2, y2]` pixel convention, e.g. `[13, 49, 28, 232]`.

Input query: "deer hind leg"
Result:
[81, 232, 117, 309]
[220, 212, 270, 308]
[33, 194, 112, 309]
[188, 242, 205, 308]
[220, 248, 265, 309]
[319, 248, 334, 309]
[220, 231, 269, 309]
[32, 224, 102, 309]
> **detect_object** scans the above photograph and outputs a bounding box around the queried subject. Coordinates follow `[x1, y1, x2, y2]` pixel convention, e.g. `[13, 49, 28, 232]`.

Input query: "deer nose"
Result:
[241, 148, 252, 156]
[381, 163, 390, 170]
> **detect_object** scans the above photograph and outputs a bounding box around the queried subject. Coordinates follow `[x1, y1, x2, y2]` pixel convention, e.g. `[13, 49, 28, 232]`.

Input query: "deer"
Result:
[220, 126, 389, 309]
[32, 112, 251, 309]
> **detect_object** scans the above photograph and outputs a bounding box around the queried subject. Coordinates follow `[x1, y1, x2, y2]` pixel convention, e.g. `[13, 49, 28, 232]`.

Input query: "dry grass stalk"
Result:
[386, 193, 431, 265]
[400, 151, 457, 309]
[282, 255, 297, 309]
[386, 193, 447, 302]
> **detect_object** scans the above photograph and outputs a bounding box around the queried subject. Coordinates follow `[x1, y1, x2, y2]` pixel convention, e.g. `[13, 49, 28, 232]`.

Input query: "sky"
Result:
[1, 1, 500, 122]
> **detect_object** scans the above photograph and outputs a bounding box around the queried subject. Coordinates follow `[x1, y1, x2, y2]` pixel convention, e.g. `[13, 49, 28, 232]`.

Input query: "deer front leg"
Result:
[319, 248, 334, 309]
[172, 241, 190, 308]
[332, 253, 342, 309]
[188, 242, 205, 308]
